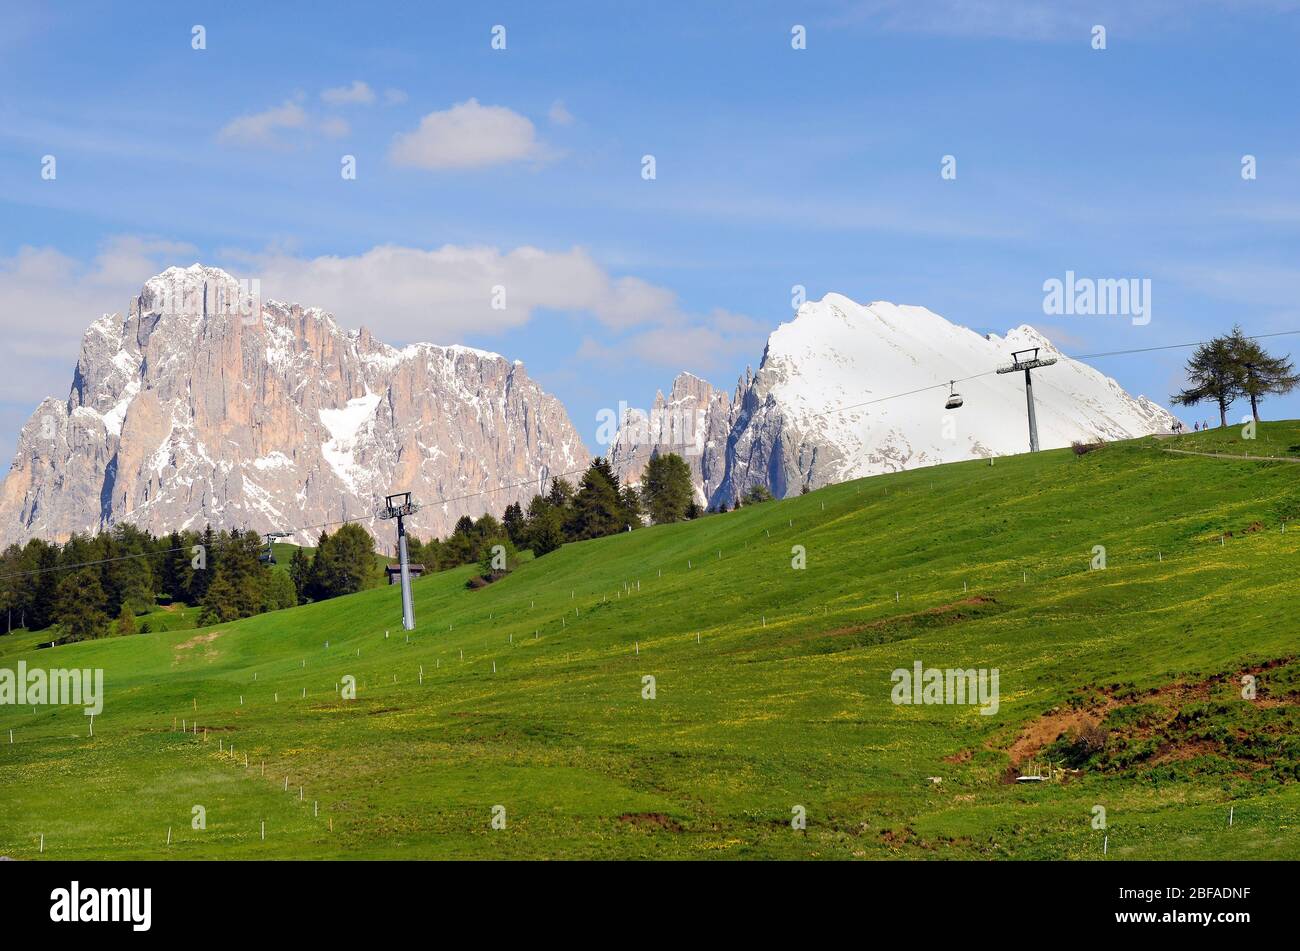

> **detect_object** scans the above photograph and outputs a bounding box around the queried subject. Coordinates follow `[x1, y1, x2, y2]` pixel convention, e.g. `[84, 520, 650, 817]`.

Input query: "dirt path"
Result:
[1157, 447, 1300, 463]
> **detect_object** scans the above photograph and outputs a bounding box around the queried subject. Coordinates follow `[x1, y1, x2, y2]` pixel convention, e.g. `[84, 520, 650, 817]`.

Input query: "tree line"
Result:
[0, 522, 379, 642]
[403, 452, 769, 574]
[0, 451, 769, 641]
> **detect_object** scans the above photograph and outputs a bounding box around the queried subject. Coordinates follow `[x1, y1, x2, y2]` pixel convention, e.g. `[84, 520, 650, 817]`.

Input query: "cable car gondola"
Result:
[944, 381, 964, 410]
[260, 531, 292, 564]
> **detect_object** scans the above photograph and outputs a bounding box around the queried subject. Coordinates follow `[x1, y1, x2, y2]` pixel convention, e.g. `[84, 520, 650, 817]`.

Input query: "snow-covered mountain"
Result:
[0, 265, 587, 546]
[610, 294, 1175, 506]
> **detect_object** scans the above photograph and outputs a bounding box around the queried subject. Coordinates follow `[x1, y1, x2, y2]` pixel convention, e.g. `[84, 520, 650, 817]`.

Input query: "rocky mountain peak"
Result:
[0, 267, 588, 546]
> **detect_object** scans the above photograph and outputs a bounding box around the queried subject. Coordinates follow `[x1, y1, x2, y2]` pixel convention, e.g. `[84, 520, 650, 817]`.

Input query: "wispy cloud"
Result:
[218, 97, 350, 147]
[320, 80, 376, 106]
[217, 100, 310, 146]
[548, 100, 575, 126]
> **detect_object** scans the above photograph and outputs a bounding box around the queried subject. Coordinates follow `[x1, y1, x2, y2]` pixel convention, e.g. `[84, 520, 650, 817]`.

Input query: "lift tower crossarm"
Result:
[996, 347, 1058, 453]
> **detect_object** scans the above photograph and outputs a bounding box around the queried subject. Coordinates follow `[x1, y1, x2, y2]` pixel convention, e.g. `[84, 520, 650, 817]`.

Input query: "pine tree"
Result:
[530, 507, 566, 557]
[547, 477, 576, 511]
[198, 569, 241, 625]
[471, 514, 504, 561]
[567, 459, 624, 540]
[502, 502, 527, 547]
[445, 516, 477, 565]
[619, 484, 642, 529]
[224, 530, 266, 617]
[325, 523, 380, 596]
[303, 525, 377, 599]
[54, 569, 109, 641]
[1227, 326, 1300, 422]
[641, 452, 693, 524]
[189, 524, 216, 604]
[262, 569, 298, 611]
[115, 603, 137, 636]
[102, 523, 155, 616]
[0, 542, 32, 633]
[27, 540, 60, 630]
[289, 547, 312, 604]
[1171, 335, 1242, 427]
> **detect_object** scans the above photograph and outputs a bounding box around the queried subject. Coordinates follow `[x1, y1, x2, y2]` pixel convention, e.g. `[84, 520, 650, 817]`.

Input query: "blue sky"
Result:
[3, 0, 1300, 464]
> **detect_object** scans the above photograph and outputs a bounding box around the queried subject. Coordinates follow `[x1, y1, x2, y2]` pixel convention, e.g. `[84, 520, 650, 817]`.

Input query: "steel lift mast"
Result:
[996, 347, 1058, 452]
[377, 492, 419, 631]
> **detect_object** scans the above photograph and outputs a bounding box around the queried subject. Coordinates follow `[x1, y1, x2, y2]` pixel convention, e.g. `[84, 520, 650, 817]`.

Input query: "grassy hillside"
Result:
[2, 424, 1299, 860]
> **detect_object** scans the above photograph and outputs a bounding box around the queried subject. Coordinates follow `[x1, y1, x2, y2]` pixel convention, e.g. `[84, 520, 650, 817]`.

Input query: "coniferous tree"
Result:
[198, 568, 242, 624]
[567, 459, 624, 540]
[619, 484, 642, 529]
[472, 514, 504, 561]
[262, 569, 298, 612]
[523, 495, 565, 556]
[547, 477, 576, 511]
[641, 452, 693, 524]
[0, 545, 29, 634]
[304, 524, 379, 600]
[530, 508, 566, 556]
[445, 516, 477, 565]
[502, 502, 527, 547]
[27, 540, 61, 631]
[1171, 336, 1242, 427]
[324, 523, 380, 596]
[189, 524, 217, 604]
[1226, 325, 1300, 422]
[289, 546, 312, 604]
[102, 523, 154, 616]
[54, 568, 109, 641]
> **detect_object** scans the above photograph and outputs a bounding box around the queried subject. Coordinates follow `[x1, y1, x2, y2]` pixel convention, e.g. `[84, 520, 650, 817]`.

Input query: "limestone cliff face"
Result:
[606, 371, 733, 507]
[0, 265, 588, 545]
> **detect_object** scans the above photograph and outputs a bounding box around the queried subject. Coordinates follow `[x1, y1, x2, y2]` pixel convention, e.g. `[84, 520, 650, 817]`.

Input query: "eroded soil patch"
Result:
[992, 657, 1300, 783]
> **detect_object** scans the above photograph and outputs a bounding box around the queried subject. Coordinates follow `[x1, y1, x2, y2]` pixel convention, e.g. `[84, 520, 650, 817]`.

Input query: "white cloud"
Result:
[217, 100, 309, 146]
[548, 100, 575, 126]
[250, 244, 681, 341]
[321, 80, 376, 106]
[0, 236, 196, 405]
[389, 99, 544, 170]
[383, 88, 408, 105]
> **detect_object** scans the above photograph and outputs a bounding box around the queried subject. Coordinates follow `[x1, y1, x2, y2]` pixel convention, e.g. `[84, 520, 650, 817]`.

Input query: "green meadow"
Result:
[1, 424, 1298, 860]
